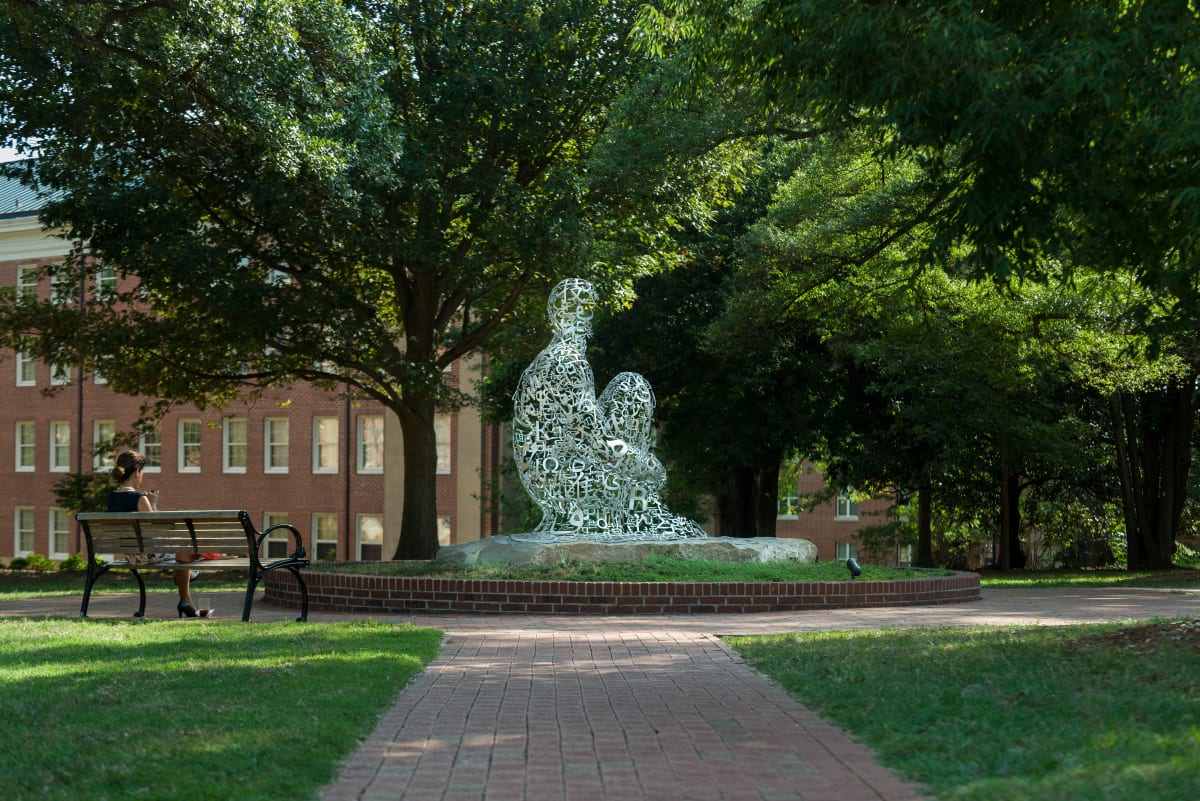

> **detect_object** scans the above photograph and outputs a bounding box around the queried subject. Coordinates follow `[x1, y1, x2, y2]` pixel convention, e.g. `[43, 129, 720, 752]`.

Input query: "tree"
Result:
[0, 0, 746, 557]
[643, 0, 1199, 299]
[642, 0, 1200, 567]
[587, 140, 841, 537]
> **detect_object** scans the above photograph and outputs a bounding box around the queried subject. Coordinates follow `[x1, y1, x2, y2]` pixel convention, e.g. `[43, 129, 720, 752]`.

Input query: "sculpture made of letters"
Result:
[511, 278, 706, 541]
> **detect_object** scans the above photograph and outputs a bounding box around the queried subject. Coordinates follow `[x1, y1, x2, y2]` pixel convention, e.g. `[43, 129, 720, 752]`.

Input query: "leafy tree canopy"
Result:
[640, 0, 1200, 309]
[0, 0, 752, 557]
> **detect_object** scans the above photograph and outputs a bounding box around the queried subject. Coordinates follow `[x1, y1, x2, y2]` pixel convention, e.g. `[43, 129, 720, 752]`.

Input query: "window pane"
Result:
[224, 418, 247, 471]
[314, 514, 338, 561]
[358, 416, 383, 473]
[314, 417, 338, 472]
[16, 352, 35, 386]
[95, 266, 117, 301]
[50, 508, 71, 556]
[265, 418, 289, 471]
[50, 421, 71, 472]
[93, 421, 115, 469]
[16, 422, 35, 470]
[357, 515, 383, 560]
[16, 508, 36, 553]
[180, 420, 202, 471]
[17, 266, 38, 301]
[140, 428, 162, 470]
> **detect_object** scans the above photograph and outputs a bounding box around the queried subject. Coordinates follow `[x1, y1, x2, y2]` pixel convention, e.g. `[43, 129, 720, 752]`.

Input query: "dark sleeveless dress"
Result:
[107, 490, 148, 513]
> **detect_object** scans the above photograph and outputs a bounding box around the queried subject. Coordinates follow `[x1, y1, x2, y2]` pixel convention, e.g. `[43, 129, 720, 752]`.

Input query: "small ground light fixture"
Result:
[846, 557, 862, 578]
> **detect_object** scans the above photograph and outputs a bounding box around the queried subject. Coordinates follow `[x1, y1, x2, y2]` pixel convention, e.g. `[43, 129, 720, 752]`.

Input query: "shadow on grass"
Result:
[727, 625, 1200, 801]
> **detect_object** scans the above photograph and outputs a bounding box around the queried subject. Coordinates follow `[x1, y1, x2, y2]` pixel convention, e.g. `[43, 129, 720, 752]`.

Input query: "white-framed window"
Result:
[50, 268, 74, 305]
[14, 507, 35, 555]
[49, 508, 71, 559]
[357, 415, 383, 474]
[835, 542, 859, 561]
[15, 421, 36, 471]
[49, 421, 71, 472]
[139, 428, 162, 473]
[898, 544, 914, 568]
[438, 516, 452, 547]
[92, 420, 116, 470]
[15, 352, 36, 386]
[95, 265, 117, 301]
[835, 491, 859, 521]
[50, 363, 71, 386]
[356, 514, 383, 560]
[312, 417, 339, 473]
[223, 417, 248, 473]
[264, 512, 291, 559]
[777, 485, 800, 518]
[264, 418, 289, 473]
[92, 365, 108, 386]
[313, 513, 338, 561]
[435, 414, 451, 474]
[16, 265, 39, 301]
[179, 419, 202, 473]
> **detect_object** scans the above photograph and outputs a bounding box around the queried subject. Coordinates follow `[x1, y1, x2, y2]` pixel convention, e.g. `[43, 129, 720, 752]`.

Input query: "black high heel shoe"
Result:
[177, 601, 199, 619]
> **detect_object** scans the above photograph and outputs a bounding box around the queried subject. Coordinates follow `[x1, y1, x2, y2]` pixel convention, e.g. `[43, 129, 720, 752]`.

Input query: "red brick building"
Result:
[1, 172, 498, 563]
[774, 463, 904, 566]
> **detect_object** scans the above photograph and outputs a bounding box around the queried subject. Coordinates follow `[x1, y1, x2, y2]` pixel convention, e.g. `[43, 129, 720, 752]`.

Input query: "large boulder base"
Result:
[434, 535, 818, 567]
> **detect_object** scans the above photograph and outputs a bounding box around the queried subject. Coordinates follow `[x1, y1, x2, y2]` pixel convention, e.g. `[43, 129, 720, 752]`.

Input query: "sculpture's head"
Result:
[548, 278, 598, 340]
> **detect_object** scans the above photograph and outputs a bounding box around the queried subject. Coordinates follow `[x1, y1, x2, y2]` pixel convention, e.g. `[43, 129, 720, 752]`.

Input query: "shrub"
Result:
[22, 552, 56, 572]
[8, 557, 28, 570]
[58, 552, 89, 572]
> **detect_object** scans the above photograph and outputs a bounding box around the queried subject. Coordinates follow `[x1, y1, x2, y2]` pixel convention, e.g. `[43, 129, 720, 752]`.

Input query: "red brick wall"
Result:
[265, 568, 981, 614]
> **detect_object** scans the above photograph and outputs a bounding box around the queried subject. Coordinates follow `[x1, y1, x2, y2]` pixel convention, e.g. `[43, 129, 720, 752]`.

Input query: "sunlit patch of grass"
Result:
[978, 569, 1200, 589]
[0, 618, 442, 801]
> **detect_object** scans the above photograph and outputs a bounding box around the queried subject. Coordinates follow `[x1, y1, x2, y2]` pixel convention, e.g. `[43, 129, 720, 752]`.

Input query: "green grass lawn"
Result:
[0, 570, 250, 602]
[977, 568, 1200, 589]
[0, 617, 442, 801]
[727, 623, 1200, 801]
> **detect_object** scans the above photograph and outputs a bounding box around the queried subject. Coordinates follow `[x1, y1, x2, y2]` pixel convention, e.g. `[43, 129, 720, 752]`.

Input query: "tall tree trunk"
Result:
[915, 478, 933, 568]
[1109, 377, 1197, 570]
[1005, 473, 1026, 569]
[998, 436, 1012, 571]
[754, 461, 781, 538]
[391, 397, 441, 560]
[717, 466, 757, 537]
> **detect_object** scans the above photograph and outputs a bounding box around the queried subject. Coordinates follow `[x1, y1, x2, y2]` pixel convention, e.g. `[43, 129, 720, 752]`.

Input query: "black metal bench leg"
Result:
[242, 574, 259, 622]
[287, 566, 310, 622]
[132, 570, 147, 617]
[80, 566, 103, 617]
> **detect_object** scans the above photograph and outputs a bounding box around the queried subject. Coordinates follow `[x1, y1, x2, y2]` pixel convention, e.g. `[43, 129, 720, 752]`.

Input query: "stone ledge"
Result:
[433, 535, 819, 566]
[263, 567, 981, 615]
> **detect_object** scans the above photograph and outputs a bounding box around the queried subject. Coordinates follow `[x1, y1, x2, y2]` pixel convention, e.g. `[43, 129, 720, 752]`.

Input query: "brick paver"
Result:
[5, 586, 1198, 800]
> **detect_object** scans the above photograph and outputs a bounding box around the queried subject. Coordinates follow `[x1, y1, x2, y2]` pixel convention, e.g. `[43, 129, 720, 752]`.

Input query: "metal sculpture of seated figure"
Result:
[511, 278, 706, 541]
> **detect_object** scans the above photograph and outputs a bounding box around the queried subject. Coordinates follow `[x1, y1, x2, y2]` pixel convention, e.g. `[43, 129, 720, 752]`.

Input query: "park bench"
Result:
[76, 510, 310, 622]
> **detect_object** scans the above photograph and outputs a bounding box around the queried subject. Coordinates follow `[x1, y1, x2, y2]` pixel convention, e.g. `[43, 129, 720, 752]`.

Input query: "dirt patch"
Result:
[1075, 618, 1200, 653]
[1129, 569, 1200, 584]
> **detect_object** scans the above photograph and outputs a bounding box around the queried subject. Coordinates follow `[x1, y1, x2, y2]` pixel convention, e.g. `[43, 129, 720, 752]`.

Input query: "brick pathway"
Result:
[5, 586, 1198, 801]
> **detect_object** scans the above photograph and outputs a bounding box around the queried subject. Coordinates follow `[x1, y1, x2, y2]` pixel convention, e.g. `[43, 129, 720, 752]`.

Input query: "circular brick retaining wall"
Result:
[263, 566, 980, 615]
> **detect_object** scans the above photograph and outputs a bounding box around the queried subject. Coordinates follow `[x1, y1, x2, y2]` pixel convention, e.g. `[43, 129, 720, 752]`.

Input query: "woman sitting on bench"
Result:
[108, 450, 201, 618]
